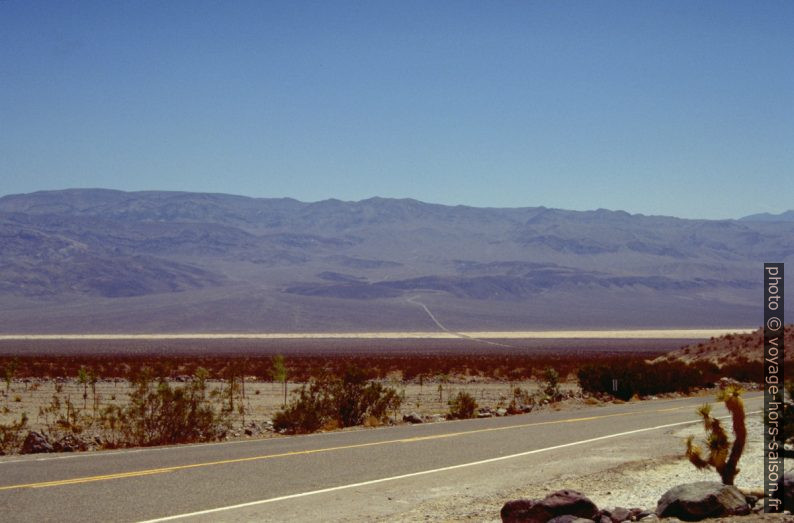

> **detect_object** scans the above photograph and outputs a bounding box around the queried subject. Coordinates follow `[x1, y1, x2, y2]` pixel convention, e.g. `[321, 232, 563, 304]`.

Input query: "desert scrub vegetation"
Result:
[273, 365, 402, 434]
[98, 368, 231, 447]
[541, 367, 561, 401]
[447, 391, 478, 419]
[685, 385, 746, 485]
[577, 360, 706, 400]
[0, 412, 28, 454]
[0, 350, 662, 383]
[17, 367, 235, 452]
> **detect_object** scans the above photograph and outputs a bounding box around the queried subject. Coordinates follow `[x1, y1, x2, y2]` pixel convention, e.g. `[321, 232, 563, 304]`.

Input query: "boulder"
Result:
[403, 412, 423, 424]
[656, 481, 749, 520]
[496, 408, 508, 417]
[501, 490, 599, 522]
[21, 431, 54, 454]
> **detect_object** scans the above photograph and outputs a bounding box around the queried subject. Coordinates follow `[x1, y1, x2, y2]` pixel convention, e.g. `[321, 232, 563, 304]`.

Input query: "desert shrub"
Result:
[38, 393, 83, 436]
[0, 412, 28, 454]
[508, 386, 535, 414]
[113, 368, 229, 446]
[447, 391, 478, 419]
[578, 360, 703, 400]
[541, 367, 561, 401]
[273, 365, 402, 434]
[720, 357, 764, 384]
[272, 382, 330, 434]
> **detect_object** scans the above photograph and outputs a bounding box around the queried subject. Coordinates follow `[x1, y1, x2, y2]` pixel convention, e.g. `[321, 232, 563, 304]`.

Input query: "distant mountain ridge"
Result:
[740, 210, 794, 222]
[0, 189, 791, 333]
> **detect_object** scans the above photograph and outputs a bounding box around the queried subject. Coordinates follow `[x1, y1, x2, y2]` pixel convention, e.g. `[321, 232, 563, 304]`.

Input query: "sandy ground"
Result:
[0, 377, 582, 441]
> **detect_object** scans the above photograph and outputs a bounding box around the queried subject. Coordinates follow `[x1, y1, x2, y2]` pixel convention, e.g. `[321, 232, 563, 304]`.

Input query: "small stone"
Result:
[601, 506, 631, 522]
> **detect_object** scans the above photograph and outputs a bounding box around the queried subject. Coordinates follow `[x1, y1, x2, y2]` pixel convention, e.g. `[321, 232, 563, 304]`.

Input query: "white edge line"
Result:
[137, 410, 762, 523]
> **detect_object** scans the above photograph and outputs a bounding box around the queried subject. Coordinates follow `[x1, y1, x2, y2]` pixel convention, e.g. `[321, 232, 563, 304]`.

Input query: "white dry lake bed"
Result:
[0, 328, 754, 340]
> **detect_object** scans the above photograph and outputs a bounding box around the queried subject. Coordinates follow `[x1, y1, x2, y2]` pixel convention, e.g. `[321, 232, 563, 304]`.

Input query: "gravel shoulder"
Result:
[360, 408, 790, 522]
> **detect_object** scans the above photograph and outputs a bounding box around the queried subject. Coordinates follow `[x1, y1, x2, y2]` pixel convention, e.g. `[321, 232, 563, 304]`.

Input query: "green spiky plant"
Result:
[685, 385, 746, 485]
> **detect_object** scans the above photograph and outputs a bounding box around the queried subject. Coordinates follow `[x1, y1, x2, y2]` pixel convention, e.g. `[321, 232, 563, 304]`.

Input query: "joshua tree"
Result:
[685, 385, 746, 485]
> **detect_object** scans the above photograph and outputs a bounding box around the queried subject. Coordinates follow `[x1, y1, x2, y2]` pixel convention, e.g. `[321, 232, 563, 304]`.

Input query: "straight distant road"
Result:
[0, 393, 764, 522]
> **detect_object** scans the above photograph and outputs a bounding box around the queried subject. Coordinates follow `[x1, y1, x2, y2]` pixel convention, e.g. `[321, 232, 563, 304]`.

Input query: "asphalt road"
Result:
[0, 393, 764, 522]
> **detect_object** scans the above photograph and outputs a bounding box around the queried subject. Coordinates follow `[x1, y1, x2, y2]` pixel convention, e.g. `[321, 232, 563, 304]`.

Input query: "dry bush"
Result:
[0, 412, 28, 454]
[577, 360, 703, 400]
[273, 365, 402, 434]
[447, 391, 478, 420]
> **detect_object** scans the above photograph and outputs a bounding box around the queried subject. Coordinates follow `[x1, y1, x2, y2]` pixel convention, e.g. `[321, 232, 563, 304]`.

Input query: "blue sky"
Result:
[1, 1, 792, 219]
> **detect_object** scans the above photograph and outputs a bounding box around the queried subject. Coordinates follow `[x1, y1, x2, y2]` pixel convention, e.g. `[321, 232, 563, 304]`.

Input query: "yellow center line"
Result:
[1, 396, 763, 491]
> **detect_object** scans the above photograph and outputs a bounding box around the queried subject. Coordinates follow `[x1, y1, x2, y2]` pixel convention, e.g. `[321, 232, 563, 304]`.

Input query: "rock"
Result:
[496, 408, 508, 417]
[548, 516, 594, 523]
[501, 490, 599, 522]
[600, 507, 631, 522]
[477, 411, 493, 418]
[502, 499, 539, 522]
[656, 481, 750, 520]
[21, 431, 54, 454]
[244, 428, 253, 436]
[403, 412, 423, 424]
[54, 434, 88, 452]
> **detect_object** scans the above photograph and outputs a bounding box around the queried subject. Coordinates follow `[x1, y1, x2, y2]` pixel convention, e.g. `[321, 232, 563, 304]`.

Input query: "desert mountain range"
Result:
[0, 189, 791, 333]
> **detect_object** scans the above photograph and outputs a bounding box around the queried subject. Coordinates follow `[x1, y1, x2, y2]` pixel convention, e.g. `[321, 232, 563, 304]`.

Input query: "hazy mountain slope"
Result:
[0, 189, 791, 332]
[740, 210, 794, 222]
[654, 325, 793, 366]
